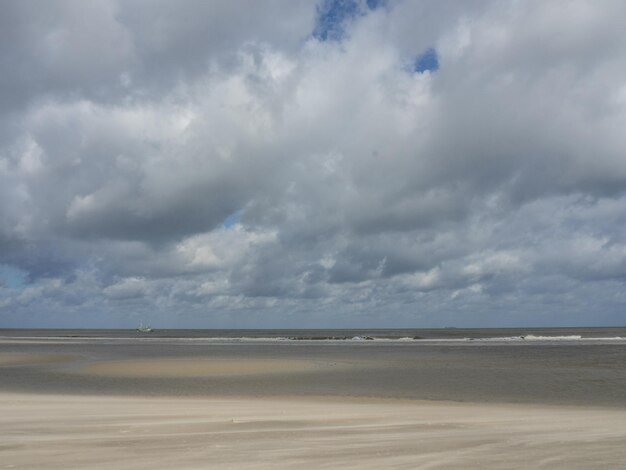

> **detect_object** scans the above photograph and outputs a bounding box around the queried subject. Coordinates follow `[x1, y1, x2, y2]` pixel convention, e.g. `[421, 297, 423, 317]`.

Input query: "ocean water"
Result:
[1, 327, 625, 406]
[1, 326, 625, 341]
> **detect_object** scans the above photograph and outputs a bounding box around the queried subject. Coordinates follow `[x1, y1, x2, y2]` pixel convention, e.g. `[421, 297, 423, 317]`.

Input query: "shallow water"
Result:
[1, 329, 625, 407]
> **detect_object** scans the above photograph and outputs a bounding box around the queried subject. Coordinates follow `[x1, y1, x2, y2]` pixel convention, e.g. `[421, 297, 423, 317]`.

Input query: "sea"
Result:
[1, 326, 625, 341]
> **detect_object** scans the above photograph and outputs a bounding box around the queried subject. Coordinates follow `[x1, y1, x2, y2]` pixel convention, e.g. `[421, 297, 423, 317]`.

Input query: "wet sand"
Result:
[2, 393, 626, 469]
[0, 352, 78, 367]
[3, 339, 626, 406]
[83, 358, 347, 378]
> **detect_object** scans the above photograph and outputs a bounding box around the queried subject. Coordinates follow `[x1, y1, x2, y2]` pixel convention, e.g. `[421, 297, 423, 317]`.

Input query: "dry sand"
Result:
[2, 392, 626, 469]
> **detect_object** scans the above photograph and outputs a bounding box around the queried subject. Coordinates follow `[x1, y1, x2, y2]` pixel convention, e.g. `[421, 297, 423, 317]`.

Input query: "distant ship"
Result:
[136, 322, 153, 333]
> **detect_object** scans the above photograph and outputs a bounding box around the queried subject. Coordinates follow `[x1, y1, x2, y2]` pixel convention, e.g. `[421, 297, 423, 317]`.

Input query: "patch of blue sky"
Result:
[365, 0, 386, 10]
[414, 48, 439, 73]
[313, 0, 385, 42]
[223, 210, 242, 229]
[0, 264, 27, 289]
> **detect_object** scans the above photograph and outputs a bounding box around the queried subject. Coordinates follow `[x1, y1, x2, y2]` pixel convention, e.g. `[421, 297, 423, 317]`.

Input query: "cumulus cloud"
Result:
[1, 0, 626, 327]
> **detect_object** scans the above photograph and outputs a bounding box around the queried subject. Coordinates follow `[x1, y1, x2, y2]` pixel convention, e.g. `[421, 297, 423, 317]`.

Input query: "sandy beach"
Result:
[1, 334, 626, 468]
[2, 392, 626, 469]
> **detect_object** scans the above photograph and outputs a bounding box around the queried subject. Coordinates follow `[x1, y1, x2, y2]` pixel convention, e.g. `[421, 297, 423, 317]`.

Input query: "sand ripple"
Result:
[2, 393, 626, 469]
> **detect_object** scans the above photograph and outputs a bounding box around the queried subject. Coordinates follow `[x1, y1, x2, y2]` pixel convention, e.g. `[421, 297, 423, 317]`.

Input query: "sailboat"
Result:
[137, 321, 153, 333]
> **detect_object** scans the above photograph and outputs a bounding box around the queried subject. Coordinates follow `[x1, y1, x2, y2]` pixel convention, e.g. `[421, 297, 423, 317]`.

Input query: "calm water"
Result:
[1, 327, 625, 406]
[2, 326, 625, 340]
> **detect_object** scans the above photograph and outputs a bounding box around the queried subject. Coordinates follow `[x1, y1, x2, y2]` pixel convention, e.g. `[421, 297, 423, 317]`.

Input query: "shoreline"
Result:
[5, 387, 626, 412]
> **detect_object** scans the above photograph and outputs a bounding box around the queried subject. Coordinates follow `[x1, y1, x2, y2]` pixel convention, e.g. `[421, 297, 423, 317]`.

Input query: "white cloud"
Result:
[103, 277, 150, 300]
[1, 0, 626, 326]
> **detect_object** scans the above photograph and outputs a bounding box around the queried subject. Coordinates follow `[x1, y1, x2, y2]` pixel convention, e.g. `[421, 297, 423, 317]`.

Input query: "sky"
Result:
[1, 0, 626, 328]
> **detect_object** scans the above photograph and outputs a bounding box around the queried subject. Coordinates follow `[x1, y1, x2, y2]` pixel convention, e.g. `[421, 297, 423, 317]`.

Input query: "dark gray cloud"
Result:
[1, 0, 626, 327]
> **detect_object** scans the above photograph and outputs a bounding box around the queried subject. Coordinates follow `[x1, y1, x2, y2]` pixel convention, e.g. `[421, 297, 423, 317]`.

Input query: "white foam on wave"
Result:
[465, 335, 626, 342]
[523, 335, 582, 341]
[2, 334, 626, 343]
[195, 335, 626, 343]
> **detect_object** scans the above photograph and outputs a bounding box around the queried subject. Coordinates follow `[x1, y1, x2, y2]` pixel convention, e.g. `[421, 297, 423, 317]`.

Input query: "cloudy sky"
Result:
[1, 0, 626, 328]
